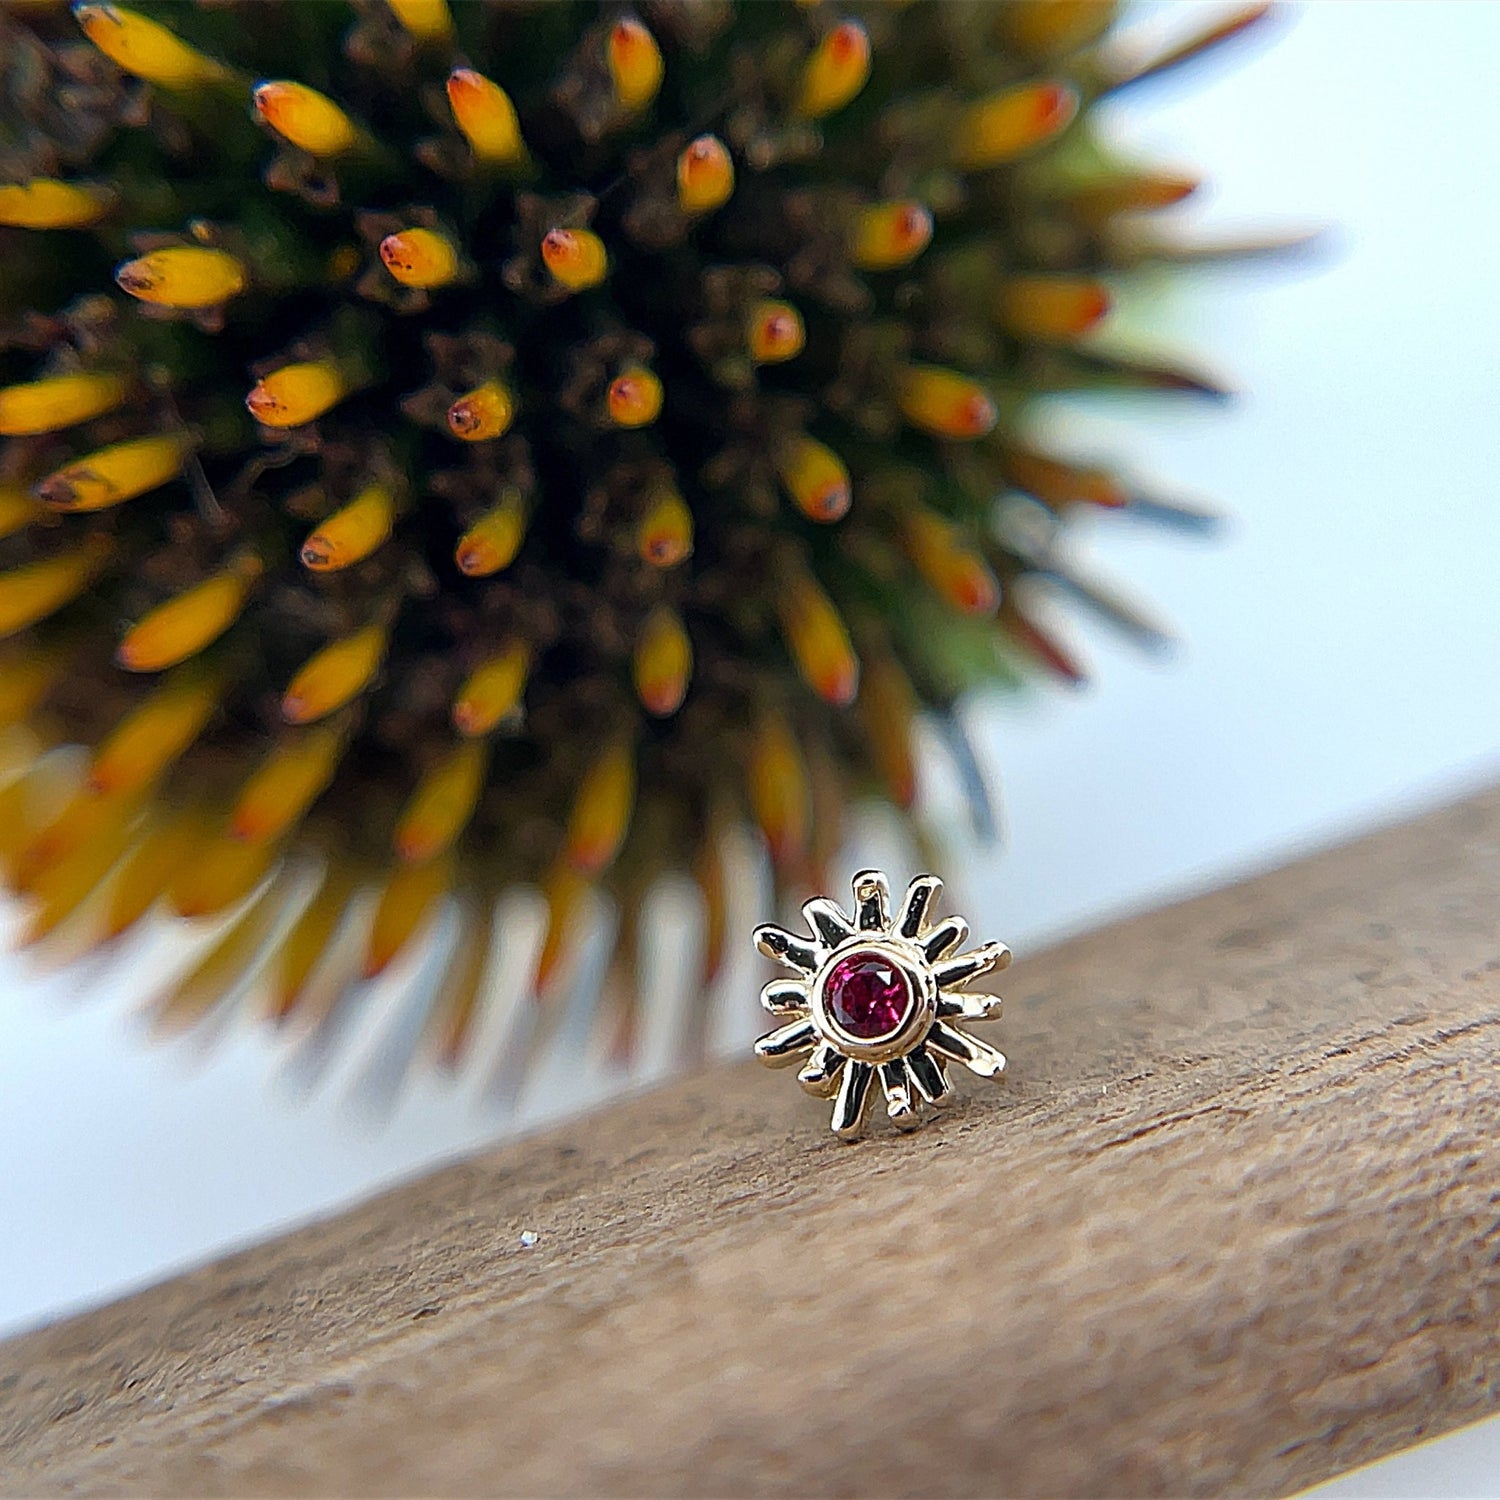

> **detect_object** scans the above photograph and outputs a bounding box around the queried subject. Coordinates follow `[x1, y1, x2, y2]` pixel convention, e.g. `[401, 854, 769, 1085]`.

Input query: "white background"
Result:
[4, 4, 1500, 1491]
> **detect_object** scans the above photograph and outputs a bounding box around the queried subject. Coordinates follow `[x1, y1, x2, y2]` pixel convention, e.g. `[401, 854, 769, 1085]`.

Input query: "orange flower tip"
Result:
[1080, 285, 1113, 329]
[952, 564, 1001, 617]
[776, 435, 851, 523]
[796, 20, 871, 119]
[783, 580, 859, 707]
[394, 743, 485, 865]
[454, 497, 524, 577]
[115, 246, 246, 310]
[1002, 278, 1113, 339]
[1090, 475, 1129, 509]
[639, 681, 685, 718]
[675, 135, 734, 216]
[636, 487, 693, 567]
[608, 17, 664, 114]
[749, 718, 809, 867]
[73, 3, 229, 89]
[379, 228, 460, 289]
[1071, 173, 1200, 219]
[606, 368, 663, 428]
[0, 180, 112, 230]
[958, 80, 1079, 171]
[245, 361, 346, 429]
[899, 367, 998, 440]
[540, 227, 607, 291]
[565, 744, 635, 875]
[451, 645, 528, 736]
[252, 80, 359, 157]
[748, 301, 805, 365]
[115, 571, 253, 672]
[850, 201, 933, 271]
[228, 732, 340, 844]
[279, 627, 386, 724]
[34, 434, 188, 513]
[807, 480, 849, 523]
[298, 485, 394, 573]
[634, 609, 691, 718]
[819, 665, 857, 707]
[0, 372, 128, 437]
[446, 69, 527, 167]
[1033, 80, 1076, 130]
[446, 381, 514, 442]
[455, 542, 495, 576]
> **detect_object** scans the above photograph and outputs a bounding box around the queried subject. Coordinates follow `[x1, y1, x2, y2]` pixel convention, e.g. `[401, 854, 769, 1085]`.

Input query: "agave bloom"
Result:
[0, 1, 1267, 1073]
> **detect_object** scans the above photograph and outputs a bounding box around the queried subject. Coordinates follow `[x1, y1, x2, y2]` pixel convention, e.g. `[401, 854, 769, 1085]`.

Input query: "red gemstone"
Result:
[825, 950, 912, 1040]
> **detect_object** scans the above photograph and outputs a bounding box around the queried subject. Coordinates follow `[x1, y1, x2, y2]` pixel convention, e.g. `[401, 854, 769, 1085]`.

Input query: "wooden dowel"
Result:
[3, 786, 1500, 1497]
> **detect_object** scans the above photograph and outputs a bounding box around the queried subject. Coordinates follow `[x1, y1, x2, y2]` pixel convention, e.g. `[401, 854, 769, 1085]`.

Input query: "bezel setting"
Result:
[810, 938, 934, 1063]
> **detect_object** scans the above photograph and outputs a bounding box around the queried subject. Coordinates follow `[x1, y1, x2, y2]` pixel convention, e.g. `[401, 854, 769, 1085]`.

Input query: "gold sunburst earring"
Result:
[753, 869, 1011, 1140]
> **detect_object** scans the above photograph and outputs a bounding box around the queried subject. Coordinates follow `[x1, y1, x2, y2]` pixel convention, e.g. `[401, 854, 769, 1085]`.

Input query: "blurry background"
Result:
[3, 15, 1498, 1461]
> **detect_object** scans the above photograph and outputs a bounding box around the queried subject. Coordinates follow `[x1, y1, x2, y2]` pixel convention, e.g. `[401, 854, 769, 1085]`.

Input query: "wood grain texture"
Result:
[3, 788, 1500, 1498]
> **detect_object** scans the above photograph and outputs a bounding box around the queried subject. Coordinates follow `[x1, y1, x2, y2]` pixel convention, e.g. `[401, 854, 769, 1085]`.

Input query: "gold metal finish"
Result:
[753, 869, 1011, 1140]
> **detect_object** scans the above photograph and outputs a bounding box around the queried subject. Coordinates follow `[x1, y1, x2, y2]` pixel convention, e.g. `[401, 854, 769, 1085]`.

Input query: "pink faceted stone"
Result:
[825, 950, 913, 1039]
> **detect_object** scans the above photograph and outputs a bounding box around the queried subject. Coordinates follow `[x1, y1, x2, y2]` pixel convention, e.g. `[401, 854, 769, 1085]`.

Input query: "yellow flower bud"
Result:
[117, 558, 261, 673]
[446, 69, 527, 167]
[607, 17, 664, 113]
[455, 492, 525, 577]
[115, 247, 246, 310]
[0, 180, 111, 230]
[281, 623, 388, 724]
[676, 135, 734, 216]
[775, 435, 851, 522]
[566, 740, 635, 874]
[633, 606, 692, 717]
[74, 4, 229, 88]
[748, 300, 805, 365]
[956, 81, 1078, 170]
[246, 360, 347, 429]
[637, 485, 693, 567]
[781, 574, 859, 707]
[253, 81, 360, 157]
[394, 740, 488, 864]
[299, 484, 395, 572]
[849, 201, 933, 272]
[379, 228, 461, 289]
[897, 366, 998, 440]
[452, 644, 528, 736]
[606, 367, 663, 429]
[229, 729, 345, 844]
[0, 372, 128, 437]
[35, 434, 190, 512]
[795, 21, 871, 119]
[447, 380, 514, 441]
[0, 539, 111, 639]
[387, 0, 453, 43]
[541, 227, 608, 292]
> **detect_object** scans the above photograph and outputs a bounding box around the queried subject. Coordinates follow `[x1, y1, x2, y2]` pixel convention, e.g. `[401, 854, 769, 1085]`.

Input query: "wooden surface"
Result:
[3, 788, 1500, 1497]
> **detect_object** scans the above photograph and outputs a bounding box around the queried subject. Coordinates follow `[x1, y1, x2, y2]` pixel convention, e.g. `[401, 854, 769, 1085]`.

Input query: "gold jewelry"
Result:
[753, 869, 1011, 1140]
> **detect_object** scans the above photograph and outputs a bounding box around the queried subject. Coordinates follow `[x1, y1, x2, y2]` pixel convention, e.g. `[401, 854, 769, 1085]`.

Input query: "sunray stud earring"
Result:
[753, 870, 1012, 1141]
